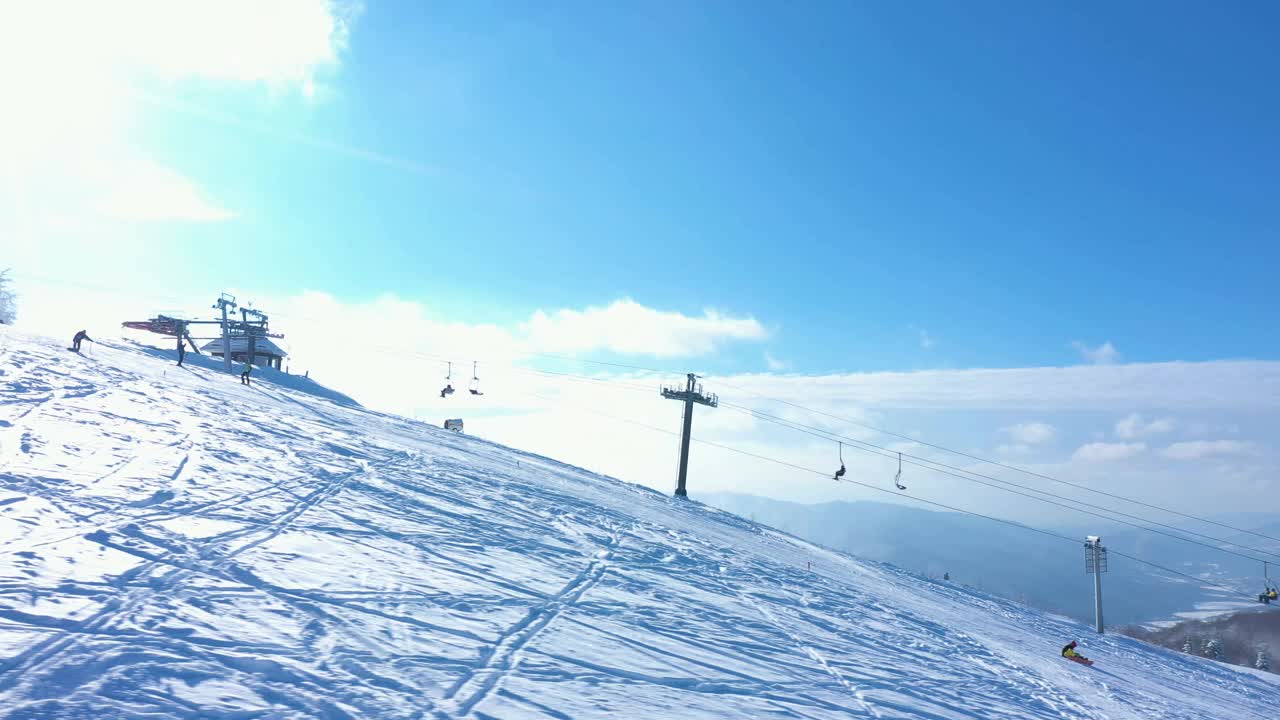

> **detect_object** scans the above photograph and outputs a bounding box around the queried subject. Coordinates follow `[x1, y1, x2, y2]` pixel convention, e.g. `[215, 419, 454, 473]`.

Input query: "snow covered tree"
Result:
[0, 269, 15, 325]
[1181, 638, 1194, 654]
[1203, 639, 1224, 661]
[1257, 650, 1271, 672]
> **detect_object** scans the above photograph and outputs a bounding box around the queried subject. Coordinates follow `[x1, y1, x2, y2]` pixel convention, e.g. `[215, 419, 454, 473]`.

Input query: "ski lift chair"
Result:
[1259, 562, 1277, 603]
[441, 362, 455, 398]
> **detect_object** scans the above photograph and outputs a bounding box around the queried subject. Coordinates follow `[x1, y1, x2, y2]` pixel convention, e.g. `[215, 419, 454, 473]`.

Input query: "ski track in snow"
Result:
[744, 589, 882, 719]
[443, 534, 618, 717]
[0, 329, 1276, 719]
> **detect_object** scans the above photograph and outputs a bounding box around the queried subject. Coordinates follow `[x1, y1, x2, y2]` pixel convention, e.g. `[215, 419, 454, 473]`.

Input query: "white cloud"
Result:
[0, 0, 356, 227]
[97, 159, 235, 222]
[149, 292, 766, 413]
[1114, 413, 1175, 440]
[765, 352, 789, 371]
[124, 0, 354, 87]
[1001, 421, 1056, 445]
[18, 280, 1278, 520]
[1072, 442, 1147, 463]
[2, 1, 354, 92]
[1160, 440, 1254, 461]
[1073, 341, 1120, 365]
[717, 361, 1280, 411]
[521, 299, 767, 358]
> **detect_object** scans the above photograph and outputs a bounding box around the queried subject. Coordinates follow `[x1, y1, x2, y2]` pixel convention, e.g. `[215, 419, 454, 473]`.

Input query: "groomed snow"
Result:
[0, 328, 1275, 719]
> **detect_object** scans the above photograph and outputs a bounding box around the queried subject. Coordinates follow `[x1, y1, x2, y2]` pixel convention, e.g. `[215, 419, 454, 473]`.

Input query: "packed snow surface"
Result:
[0, 329, 1275, 719]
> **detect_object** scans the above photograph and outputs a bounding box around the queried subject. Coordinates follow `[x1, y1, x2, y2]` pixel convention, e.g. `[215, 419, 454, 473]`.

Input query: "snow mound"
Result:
[0, 327, 1275, 719]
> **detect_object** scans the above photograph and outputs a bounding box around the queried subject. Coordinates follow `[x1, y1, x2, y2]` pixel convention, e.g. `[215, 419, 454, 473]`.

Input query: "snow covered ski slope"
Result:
[0, 329, 1275, 719]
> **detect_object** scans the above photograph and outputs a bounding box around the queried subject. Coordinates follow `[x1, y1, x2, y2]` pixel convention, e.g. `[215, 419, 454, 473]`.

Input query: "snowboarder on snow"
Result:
[1062, 640, 1090, 663]
[240, 361, 252, 386]
[71, 330, 92, 352]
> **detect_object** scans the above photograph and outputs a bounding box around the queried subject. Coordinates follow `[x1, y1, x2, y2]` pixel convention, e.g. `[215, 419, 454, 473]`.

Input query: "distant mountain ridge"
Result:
[702, 492, 1280, 626]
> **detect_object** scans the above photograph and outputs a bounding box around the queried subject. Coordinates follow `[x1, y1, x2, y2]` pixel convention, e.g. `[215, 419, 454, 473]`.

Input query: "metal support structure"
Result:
[1084, 535, 1108, 634]
[240, 307, 268, 369]
[213, 294, 237, 374]
[660, 373, 718, 498]
[123, 300, 282, 370]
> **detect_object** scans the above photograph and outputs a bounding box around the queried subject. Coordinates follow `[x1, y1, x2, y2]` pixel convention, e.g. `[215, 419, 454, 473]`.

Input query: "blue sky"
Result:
[5, 1, 1280, 518]
[13, 1, 1280, 373]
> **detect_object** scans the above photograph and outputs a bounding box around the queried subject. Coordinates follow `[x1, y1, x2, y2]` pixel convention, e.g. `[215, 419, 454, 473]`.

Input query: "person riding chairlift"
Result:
[440, 384, 454, 398]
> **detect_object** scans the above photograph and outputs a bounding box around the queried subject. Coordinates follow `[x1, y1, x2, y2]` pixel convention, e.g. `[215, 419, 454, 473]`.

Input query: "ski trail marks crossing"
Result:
[0, 456, 389, 704]
[442, 539, 618, 717]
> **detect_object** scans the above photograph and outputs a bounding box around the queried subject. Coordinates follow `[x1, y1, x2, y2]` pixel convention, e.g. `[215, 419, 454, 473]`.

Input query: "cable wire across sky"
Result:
[522, 386, 1262, 604]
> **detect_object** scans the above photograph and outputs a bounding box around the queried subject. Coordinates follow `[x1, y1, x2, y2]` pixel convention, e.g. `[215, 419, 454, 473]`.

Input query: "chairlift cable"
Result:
[721, 402, 1280, 564]
[522, 389, 1261, 604]
[709, 377, 1280, 547]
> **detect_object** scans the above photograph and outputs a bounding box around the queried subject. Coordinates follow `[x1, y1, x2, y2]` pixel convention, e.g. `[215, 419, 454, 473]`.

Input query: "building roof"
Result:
[199, 336, 288, 358]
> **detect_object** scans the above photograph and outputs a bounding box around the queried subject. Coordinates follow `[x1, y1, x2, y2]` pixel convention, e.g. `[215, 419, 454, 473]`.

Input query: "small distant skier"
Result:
[71, 330, 92, 352]
[943, 572, 950, 581]
[176, 337, 186, 367]
[240, 361, 252, 386]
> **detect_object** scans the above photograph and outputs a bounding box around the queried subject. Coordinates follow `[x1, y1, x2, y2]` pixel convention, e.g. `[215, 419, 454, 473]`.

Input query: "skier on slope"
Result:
[71, 330, 92, 352]
[240, 360, 253, 386]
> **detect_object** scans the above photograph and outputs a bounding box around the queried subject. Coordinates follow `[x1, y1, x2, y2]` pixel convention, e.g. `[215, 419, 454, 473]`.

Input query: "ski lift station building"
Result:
[200, 337, 288, 370]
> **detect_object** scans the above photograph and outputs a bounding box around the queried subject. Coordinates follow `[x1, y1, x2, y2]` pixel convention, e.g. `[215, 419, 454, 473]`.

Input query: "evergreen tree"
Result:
[1203, 639, 1224, 661]
[1181, 638, 1193, 654]
[1257, 650, 1271, 672]
[0, 269, 16, 325]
